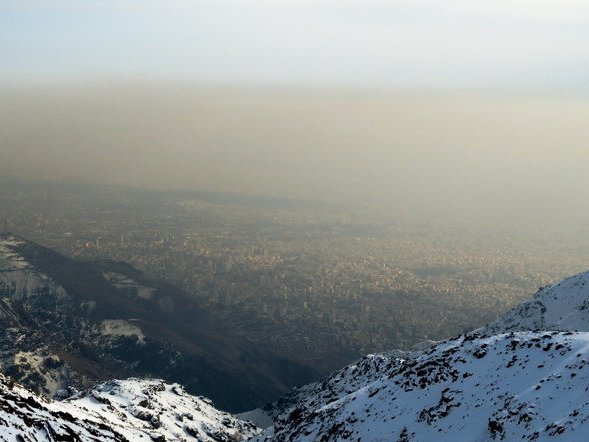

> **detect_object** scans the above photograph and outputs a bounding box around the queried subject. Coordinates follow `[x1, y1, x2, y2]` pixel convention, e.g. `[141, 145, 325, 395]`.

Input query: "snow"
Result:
[0, 236, 29, 271]
[0, 375, 261, 442]
[479, 270, 589, 335]
[255, 331, 589, 442]
[100, 319, 145, 344]
[61, 378, 261, 441]
[103, 271, 156, 299]
[0, 235, 68, 303]
[254, 270, 589, 442]
[260, 341, 432, 423]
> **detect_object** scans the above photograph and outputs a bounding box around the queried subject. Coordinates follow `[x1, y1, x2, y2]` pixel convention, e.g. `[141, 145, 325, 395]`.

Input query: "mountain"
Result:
[258, 343, 433, 424]
[0, 233, 317, 412]
[6, 230, 589, 441]
[253, 270, 589, 441]
[478, 270, 589, 335]
[0, 374, 260, 441]
[255, 331, 589, 441]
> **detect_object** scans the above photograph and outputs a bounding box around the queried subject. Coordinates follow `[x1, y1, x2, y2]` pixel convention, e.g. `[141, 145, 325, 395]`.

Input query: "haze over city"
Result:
[1, 88, 588, 225]
[4, 2, 589, 440]
[2, 1, 589, 225]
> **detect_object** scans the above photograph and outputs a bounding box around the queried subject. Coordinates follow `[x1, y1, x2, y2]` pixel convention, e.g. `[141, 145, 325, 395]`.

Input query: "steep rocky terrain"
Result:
[253, 270, 589, 441]
[0, 374, 260, 441]
[478, 270, 589, 335]
[255, 331, 589, 441]
[5, 233, 589, 441]
[0, 234, 316, 412]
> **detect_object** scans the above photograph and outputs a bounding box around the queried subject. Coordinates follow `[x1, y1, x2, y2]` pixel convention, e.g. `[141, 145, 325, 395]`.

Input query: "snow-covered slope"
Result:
[479, 270, 589, 335]
[63, 378, 261, 441]
[254, 271, 589, 442]
[255, 331, 589, 442]
[6, 231, 589, 442]
[0, 235, 80, 395]
[260, 346, 427, 423]
[0, 374, 260, 441]
[0, 236, 68, 305]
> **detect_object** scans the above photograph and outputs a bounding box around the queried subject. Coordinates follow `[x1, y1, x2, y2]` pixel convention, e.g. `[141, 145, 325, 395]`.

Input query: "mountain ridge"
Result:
[0, 233, 317, 412]
[478, 270, 589, 336]
[0, 373, 260, 441]
[251, 269, 589, 441]
[255, 331, 589, 441]
[4, 233, 589, 441]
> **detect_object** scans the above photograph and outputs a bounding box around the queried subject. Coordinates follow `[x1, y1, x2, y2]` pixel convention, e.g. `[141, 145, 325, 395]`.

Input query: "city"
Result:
[1, 178, 585, 374]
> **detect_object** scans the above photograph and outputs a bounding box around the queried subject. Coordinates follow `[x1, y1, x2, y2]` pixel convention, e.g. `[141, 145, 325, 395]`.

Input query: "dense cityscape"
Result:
[1, 178, 587, 373]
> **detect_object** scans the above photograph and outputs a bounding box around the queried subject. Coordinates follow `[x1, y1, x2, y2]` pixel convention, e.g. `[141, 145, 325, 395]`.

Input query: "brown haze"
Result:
[1, 86, 589, 223]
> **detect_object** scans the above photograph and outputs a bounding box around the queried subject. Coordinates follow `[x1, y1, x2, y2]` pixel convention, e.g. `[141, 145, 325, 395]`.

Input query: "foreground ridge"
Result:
[255, 331, 589, 442]
[479, 270, 589, 335]
[0, 375, 260, 441]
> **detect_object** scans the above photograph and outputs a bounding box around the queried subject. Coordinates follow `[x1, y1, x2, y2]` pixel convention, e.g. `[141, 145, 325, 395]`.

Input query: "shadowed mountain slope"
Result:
[0, 233, 317, 412]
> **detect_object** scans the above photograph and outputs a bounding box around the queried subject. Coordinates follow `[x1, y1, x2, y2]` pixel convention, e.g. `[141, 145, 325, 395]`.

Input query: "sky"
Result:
[1, 0, 588, 89]
[2, 1, 589, 224]
[2, 88, 589, 224]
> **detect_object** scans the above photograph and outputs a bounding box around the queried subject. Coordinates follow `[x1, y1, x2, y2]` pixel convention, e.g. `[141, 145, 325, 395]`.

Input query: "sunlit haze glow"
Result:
[1, 1, 589, 224]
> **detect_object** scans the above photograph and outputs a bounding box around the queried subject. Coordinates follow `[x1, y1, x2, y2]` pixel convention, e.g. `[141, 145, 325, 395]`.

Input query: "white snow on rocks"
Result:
[0, 375, 260, 442]
[0, 237, 29, 271]
[479, 270, 589, 335]
[0, 235, 68, 303]
[63, 378, 261, 441]
[254, 270, 589, 442]
[256, 331, 589, 442]
[100, 320, 146, 344]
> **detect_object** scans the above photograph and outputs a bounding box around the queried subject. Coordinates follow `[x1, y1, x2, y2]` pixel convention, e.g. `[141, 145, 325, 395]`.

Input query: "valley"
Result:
[0, 233, 316, 412]
[1, 178, 586, 374]
[2, 236, 589, 440]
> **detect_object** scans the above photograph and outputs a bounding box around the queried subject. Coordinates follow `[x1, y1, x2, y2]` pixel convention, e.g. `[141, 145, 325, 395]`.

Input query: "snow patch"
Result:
[0, 236, 29, 271]
[101, 319, 145, 344]
[103, 271, 156, 299]
[0, 374, 261, 441]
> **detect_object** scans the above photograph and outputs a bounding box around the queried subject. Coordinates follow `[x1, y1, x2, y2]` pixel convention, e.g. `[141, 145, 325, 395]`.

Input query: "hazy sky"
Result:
[2, 88, 589, 223]
[2, 2, 589, 223]
[1, 0, 588, 88]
